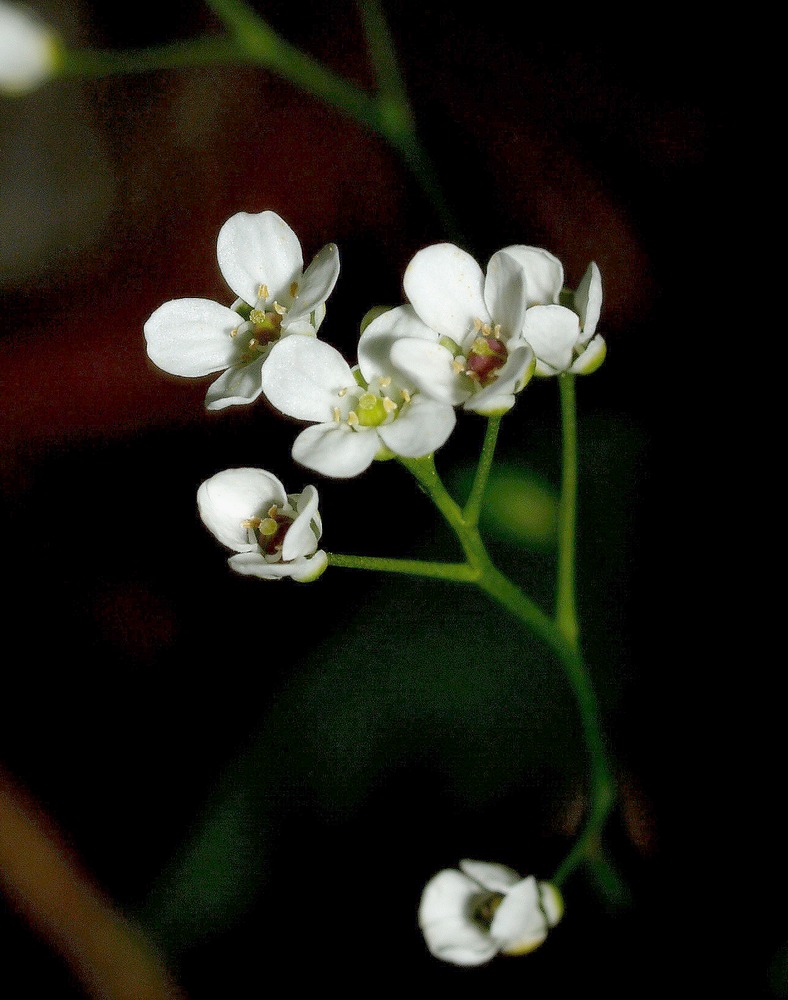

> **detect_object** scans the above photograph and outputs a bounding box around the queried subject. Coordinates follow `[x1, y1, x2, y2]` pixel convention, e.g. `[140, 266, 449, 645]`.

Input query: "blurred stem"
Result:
[56, 0, 460, 239]
[0, 770, 185, 1000]
[59, 37, 240, 77]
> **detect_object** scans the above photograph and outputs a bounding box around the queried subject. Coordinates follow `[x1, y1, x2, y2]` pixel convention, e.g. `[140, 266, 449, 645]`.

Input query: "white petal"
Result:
[205, 355, 265, 410]
[261, 337, 354, 422]
[357, 304, 437, 384]
[378, 396, 456, 457]
[490, 876, 548, 955]
[291, 423, 380, 478]
[570, 334, 607, 374]
[538, 882, 564, 927]
[404, 243, 489, 339]
[0, 4, 58, 94]
[228, 549, 327, 581]
[418, 869, 499, 967]
[499, 245, 564, 305]
[286, 243, 340, 325]
[459, 860, 522, 893]
[574, 261, 602, 340]
[281, 485, 321, 561]
[483, 251, 529, 337]
[216, 211, 303, 306]
[522, 304, 579, 372]
[389, 338, 468, 406]
[197, 468, 287, 552]
[464, 345, 534, 415]
[144, 298, 241, 377]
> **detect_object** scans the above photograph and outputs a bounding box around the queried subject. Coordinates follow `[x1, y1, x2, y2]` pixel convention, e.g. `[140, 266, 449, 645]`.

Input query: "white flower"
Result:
[418, 860, 563, 966]
[144, 211, 340, 410]
[0, 2, 60, 94]
[375, 243, 536, 416]
[197, 467, 327, 582]
[260, 335, 456, 479]
[502, 246, 606, 376]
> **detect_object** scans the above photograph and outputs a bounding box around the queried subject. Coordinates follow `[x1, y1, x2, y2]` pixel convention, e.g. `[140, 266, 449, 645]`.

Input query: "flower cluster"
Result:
[418, 860, 563, 966]
[143, 210, 605, 580]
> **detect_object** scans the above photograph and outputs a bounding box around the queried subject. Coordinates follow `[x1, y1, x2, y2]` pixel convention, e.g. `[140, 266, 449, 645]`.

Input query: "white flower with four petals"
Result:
[418, 859, 563, 966]
[260, 334, 457, 478]
[197, 467, 327, 581]
[144, 211, 340, 410]
[370, 243, 536, 416]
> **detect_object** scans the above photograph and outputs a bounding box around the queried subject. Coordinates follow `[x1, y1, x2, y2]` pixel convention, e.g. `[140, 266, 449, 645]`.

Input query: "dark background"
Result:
[1, 2, 767, 996]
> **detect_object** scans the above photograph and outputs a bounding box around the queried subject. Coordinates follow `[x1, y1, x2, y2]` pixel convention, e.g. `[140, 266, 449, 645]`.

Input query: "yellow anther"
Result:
[333, 406, 342, 422]
[347, 411, 360, 427]
[400, 388, 411, 403]
[258, 284, 269, 301]
[290, 281, 299, 298]
[492, 323, 502, 337]
[273, 301, 287, 316]
[230, 327, 239, 338]
[383, 397, 398, 414]
[267, 505, 279, 518]
[452, 359, 466, 374]
[249, 338, 258, 349]
[338, 387, 348, 397]
[242, 516, 261, 530]
[378, 375, 392, 388]
[259, 517, 278, 538]
[473, 317, 483, 332]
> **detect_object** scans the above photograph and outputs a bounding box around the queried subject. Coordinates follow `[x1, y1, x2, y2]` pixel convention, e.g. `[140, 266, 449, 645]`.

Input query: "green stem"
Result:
[58, 37, 240, 78]
[556, 374, 579, 646]
[326, 553, 477, 582]
[399, 450, 618, 898]
[463, 416, 502, 528]
[204, 0, 381, 130]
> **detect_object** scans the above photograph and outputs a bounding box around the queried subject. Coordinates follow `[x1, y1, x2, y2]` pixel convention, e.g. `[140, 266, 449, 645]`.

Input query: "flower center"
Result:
[470, 892, 504, 931]
[333, 376, 406, 430]
[243, 505, 293, 557]
[465, 328, 508, 385]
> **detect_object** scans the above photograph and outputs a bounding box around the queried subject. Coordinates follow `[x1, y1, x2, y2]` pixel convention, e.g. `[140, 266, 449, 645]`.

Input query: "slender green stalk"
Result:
[354, 0, 414, 135]
[556, 374, 579, 646]
[58, 37, 240, 78]
[463, 416, 502, 528]
[326, 553, 477, 582]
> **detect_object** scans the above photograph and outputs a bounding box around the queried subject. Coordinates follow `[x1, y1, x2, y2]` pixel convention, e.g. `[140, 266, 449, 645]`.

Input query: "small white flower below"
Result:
[197, 467, 327, 581]
[418, 859, 563, 966]
[144, 211, 340, 410]
[0, 2, 60, 94]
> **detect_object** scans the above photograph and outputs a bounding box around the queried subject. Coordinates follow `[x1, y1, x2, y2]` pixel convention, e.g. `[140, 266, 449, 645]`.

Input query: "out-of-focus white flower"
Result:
[377, 243, 535, 416]
[197, 467, 327, 581]
[418, 859, 563, 966]
[0, 2, 60, 94]
[260, 335, 456, 479]
[502, 246, 606, 376]
[144, 211, 340, 410]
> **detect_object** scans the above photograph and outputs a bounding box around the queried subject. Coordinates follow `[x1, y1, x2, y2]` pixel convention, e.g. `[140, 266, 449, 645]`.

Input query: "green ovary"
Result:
[356, 392, 389, 427]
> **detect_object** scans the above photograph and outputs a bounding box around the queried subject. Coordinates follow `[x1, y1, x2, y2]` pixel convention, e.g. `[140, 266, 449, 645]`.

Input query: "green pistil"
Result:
[356, 392, 390, 427]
